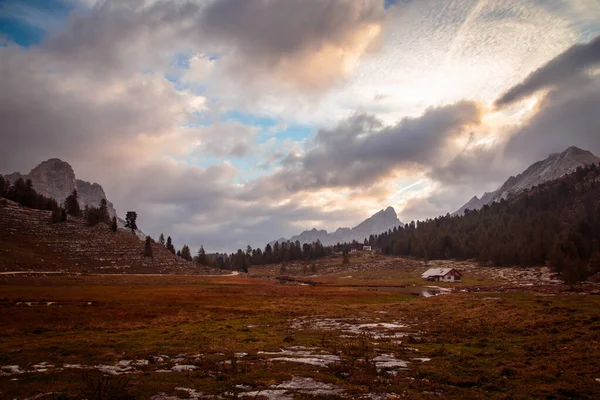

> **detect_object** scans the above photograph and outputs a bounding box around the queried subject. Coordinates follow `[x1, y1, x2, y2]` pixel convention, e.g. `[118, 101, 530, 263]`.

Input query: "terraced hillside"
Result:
[0, 199, 220, 274]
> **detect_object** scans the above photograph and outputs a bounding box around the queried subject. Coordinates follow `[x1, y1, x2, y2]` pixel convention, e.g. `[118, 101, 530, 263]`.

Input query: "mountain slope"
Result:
[0, 199, 219, 274]
[455, 146, 600, 214]
[274, 206, 403, 246]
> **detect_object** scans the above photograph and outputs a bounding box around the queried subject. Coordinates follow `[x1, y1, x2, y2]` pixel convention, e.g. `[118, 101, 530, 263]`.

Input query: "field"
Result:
[1, 254, 600, 399]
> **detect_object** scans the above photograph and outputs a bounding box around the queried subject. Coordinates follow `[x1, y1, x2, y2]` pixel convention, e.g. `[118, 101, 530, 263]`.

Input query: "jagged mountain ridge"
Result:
[455, 146, 600, 215]
[273, 206, 404, 247]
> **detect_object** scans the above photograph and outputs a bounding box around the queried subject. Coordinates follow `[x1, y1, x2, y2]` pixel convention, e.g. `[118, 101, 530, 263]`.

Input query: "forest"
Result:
[369, 163, 600, 280]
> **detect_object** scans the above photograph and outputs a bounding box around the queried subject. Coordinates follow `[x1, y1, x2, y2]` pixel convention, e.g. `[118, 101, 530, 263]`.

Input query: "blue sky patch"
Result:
[0, 0, 76, 47]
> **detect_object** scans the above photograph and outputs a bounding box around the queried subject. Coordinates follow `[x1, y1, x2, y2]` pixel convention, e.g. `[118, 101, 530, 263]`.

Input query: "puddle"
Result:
[258, 348, 340, 367]
[352, 285, 451, 297]
[373, 354, 409, 373]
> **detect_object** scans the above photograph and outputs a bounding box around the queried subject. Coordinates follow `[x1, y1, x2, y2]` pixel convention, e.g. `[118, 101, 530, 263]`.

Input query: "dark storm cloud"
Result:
[495, 35, 600, 108]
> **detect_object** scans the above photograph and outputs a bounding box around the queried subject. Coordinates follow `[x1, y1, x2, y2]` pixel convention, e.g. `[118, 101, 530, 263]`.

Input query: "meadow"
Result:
[1, 256, 599, 399]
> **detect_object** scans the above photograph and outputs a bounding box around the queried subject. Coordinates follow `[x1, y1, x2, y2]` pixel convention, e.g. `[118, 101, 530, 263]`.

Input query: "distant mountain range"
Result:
[455, 146, 600, 215]
[272, 206, 403, 247]
[4, 158, 146, 238]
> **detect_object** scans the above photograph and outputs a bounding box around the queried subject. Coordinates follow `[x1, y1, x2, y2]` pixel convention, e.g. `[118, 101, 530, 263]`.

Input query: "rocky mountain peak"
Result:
[455, 146, 600, 215]
[274, 207, 403, 247]
[5, 158, 117, 218]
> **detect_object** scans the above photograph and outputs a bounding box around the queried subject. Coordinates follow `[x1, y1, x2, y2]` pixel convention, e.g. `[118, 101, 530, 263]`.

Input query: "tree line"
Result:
[370, 163, 600, 284]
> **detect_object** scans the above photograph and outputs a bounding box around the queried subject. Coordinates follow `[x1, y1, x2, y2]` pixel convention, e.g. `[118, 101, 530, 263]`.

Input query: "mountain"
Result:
[4, 158, 146, 238]
[455, 146, 600, 215]
[273, 206, 403, 247]
[5, 158, 118, 218]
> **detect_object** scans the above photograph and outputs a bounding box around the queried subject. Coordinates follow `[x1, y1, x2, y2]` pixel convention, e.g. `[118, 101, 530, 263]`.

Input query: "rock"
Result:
[5, 158, 117, 217]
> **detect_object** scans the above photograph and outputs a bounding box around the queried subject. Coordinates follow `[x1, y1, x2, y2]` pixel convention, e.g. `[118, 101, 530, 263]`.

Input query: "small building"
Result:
[350, 244, 372, 253]
[421, 268, 462, 282]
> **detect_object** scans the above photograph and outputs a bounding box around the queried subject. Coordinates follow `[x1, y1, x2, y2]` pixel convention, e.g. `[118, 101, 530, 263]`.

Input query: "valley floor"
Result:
[1, 254, 599, 399]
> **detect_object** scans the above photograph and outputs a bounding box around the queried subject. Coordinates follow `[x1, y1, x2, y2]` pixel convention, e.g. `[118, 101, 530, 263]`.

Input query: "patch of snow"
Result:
[171, 365, 198, 372]
[94, 364, 133, 375]
[259, 348, 340, 367]
[1, 365, 23, 374]
[175, 387, 204, 399]
[373, 354, 408, 372]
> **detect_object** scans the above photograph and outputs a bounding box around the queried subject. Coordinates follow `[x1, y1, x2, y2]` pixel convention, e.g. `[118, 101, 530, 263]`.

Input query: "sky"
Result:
[0, 0, 599, 252]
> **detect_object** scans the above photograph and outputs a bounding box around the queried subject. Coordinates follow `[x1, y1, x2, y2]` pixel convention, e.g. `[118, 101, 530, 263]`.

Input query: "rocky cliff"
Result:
[5, 158, 118, 218]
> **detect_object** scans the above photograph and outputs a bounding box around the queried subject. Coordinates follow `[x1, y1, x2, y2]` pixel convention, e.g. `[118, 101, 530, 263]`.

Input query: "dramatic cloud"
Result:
[495, 35, 600, 108]
[504, 74, 600, 163]
[272, 101, 482, 191]
[200, 0, 385, 90]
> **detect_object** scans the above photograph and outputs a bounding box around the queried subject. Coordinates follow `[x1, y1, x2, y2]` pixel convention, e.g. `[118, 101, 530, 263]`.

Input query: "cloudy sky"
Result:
[1, 0, 599, 252]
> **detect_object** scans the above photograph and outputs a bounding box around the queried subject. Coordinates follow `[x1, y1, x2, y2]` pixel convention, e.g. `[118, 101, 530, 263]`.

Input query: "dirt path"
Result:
[0, 270, 241, 277]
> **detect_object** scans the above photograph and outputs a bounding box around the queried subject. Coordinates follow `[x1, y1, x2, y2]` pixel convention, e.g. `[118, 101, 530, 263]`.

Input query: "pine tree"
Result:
[125, 211, 137, 234]
[98, 199, 110, 224]
[144, 236, 153, 258]
[159, 234, 165, 246]
[181, 245, 192, 261]
[64, 190, 81, 217]
[166, 236, 175, 254]
[196, 246, 208, 266]
[111, 216, 118, 233]
[0, 175, 7, 198]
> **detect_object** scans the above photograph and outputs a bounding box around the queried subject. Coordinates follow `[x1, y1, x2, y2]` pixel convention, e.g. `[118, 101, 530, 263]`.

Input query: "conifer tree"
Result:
[98, 199, 110, 224]
[166, 236, 175, 254]
[64, 189, 81, 217]
[144, 236, 153, 258]
[125, 211, 137, 234]
[111, 216, 118, 233]
[197, 246, 208, 266]
[181, 245, 192, 261]
[159, 233, 165, 246]
[0, 175, 7, 198]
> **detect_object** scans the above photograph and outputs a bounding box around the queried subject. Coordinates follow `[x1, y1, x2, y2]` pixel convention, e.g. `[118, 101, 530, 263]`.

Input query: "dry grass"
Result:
[0, 273, 599, 399]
